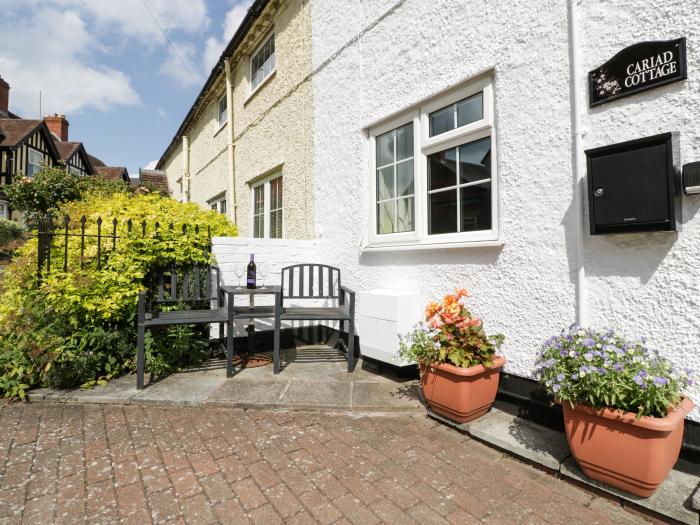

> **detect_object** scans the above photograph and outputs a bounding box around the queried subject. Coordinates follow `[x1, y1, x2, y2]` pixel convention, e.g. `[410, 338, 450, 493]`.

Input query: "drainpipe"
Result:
[224, 58, 237, 224]
[182, 134, 191, 202]
[568, 0, 588, 326]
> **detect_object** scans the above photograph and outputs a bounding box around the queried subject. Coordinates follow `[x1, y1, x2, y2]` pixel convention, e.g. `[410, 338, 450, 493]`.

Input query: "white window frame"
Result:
[217, 93, 228, 130]
[27, 148, 43, 177]
[368, 76, 498, 248]
[208, 193, 227, 214]
[251, 173, 283, 239]
[249, 31, 276, 96]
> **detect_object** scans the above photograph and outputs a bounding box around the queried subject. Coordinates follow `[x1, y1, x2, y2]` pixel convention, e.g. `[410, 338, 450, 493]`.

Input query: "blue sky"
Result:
[0, 0, 251, 175]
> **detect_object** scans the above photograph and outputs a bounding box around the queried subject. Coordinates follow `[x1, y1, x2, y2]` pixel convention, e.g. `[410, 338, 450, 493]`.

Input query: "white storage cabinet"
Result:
[357, 289, 422, 367]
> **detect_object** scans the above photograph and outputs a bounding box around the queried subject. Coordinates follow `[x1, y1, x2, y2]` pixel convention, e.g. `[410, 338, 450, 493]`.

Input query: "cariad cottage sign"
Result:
[589, 38, 687, 107]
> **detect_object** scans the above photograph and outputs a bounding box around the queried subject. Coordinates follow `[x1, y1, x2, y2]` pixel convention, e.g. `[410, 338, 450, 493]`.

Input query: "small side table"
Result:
[221, 285, 281, 360]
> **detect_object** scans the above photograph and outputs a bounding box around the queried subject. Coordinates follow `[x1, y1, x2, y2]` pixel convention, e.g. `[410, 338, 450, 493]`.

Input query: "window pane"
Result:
[220, 200, 226, 214]
[254, 186, 264, 214]
[396, 161, 413, 197]
[270, 210, 282, 238]
[459, 137, 491, 184]
[254, 215, 264, 238]
[395, 123, 413, 161]
[397, 197, 414, 232]
[428, 189, 457, 234]
[376, 131, 394, 167]
[429, 105, 453, 137]
[460, 182, 491, 232]
[456, 92, 483, 127]
[377, 201, 395, 234]
[428, 148, 457, 191]
[270, 177, 282, 209]
[377, 166, 394, 201]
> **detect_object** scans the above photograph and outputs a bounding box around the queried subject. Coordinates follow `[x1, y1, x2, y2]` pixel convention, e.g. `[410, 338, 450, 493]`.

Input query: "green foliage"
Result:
[4, 166, 82, 222]
[537, 326, 694, 418]
[0, 219, 27, 255]
[399, 289, 504, 368]
[0, 187, 237, 398]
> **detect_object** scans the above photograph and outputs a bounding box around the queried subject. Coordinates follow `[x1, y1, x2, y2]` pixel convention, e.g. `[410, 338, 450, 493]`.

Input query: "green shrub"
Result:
[0, 219, 27, 256]
[4, 166, 82, 223]
[0, 188, 237, 398]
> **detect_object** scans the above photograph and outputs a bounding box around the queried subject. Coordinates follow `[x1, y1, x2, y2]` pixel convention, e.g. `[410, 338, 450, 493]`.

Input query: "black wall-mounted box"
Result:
[585, 132, 680, 235]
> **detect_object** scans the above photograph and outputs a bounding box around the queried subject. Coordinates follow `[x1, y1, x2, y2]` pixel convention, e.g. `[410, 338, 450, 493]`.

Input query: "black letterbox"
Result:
[585, 132, 680, 235]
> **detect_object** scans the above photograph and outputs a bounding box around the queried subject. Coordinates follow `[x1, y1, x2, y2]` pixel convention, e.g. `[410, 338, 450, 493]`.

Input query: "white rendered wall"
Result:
[311, 0, 700, 420]
[212, 237, 318, 334]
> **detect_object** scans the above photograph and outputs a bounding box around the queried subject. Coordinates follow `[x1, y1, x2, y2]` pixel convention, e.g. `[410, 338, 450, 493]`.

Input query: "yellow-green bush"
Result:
[0, 189, 237, 398]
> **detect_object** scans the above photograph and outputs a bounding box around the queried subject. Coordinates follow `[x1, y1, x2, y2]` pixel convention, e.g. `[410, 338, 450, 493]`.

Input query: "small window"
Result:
[252, 174, 283, 239]
[217, 94, 227, 128]
[208, 194, 227, 215]
[251, 33, 275, 92]
[27, 148, 43, 177]
[0, 200, 8, 220]
[429, 92, 483, 137]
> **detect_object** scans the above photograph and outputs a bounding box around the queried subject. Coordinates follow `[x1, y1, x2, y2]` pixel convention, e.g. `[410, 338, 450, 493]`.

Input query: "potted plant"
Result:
[538, 326, 694, 497]
[399, 289, 505, 423]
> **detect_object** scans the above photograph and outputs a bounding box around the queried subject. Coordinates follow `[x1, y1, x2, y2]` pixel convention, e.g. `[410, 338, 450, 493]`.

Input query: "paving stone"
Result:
[352, 381, 423, 411]
[204, 380, 288, 407]
[693, 482, 700, 511]
[133, 372, 227, 406]
[561, 456, 700, 525]
[280, 380, 352, 408]
[467, 408, 571, 470]
[62, 375, 138, 404]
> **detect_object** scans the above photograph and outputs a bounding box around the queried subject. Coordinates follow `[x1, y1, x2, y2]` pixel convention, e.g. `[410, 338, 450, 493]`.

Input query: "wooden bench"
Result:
[273, 264, 356, 374]
[136, 265, 234, 389]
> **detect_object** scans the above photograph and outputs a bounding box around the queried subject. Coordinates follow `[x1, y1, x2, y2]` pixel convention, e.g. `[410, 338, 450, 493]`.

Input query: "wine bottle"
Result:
[246, 253, 256, 289]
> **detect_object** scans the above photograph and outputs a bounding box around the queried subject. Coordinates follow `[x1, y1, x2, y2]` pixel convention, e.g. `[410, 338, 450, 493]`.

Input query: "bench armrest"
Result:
[340, 285, 355, 296]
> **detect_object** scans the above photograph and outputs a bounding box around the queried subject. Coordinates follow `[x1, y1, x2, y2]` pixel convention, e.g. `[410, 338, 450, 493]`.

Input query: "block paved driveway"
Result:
[0, 403, 648, 524]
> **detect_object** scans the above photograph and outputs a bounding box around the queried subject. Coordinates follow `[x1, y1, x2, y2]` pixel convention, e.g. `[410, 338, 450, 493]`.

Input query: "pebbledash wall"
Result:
[308, 0, 700, 421]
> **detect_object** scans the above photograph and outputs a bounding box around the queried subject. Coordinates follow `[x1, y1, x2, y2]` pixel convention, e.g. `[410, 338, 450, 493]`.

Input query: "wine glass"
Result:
[234, 263, 245, 287]
[258, 263, 268, 287]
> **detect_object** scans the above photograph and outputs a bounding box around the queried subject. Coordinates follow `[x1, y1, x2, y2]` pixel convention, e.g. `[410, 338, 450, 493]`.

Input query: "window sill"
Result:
[214, 121, 228, 138]
[361, 239, 504, 253]
[244, 70, 276, 106]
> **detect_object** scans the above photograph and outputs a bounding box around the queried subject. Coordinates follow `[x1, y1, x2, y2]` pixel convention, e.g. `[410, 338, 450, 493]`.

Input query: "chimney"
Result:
[0, 76, 9, 115]
[45, 114, 69, 141]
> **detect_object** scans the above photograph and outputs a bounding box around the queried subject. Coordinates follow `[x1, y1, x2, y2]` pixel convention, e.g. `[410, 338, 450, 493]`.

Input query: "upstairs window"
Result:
[251, 33, 275, 92]
[27, 148, 43, 177]
[368, 76, 497, 247]
[217, 94, 227, 128]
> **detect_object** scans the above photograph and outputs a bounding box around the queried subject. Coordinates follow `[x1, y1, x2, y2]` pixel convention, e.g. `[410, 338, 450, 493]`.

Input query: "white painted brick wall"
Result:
[212, 237, 319, 335]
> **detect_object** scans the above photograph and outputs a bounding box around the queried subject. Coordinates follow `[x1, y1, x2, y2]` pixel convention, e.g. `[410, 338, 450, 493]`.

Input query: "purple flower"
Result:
[592, 350, 602, 358]
[634, 370, 647, 386]
[572, 373, 579, 380]
[583, 352, 594, 362]
[582, 338, 596, 348]
[597, 367, 606, 375]
[557, 373, 565, 382]
[613, 363, 624, 372]
[543, 358, 556, 369]
[560, 349, 568, 357]
[653, 377, 669, 387]
[614, 347, 625, 357]
[579, 366, 589, 374]
[552, 384, 561, 393]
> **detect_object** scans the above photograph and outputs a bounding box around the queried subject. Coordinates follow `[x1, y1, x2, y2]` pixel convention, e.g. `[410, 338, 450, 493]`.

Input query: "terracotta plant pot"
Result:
[420, 356, 506, 424]
[563, 397, 694, 497]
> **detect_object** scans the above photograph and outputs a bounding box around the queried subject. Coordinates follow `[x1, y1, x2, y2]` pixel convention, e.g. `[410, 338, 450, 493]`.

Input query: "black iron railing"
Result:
[36, 214, 211, 279]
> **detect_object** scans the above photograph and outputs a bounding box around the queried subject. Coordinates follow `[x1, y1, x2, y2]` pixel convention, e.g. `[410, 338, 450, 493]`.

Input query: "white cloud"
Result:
[144, 160, 158, 170]
[159, 40, 204, 87]
[0, 8, 139, 115]
[203, 1, 252, 71]
[156, 107, 167, 118]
